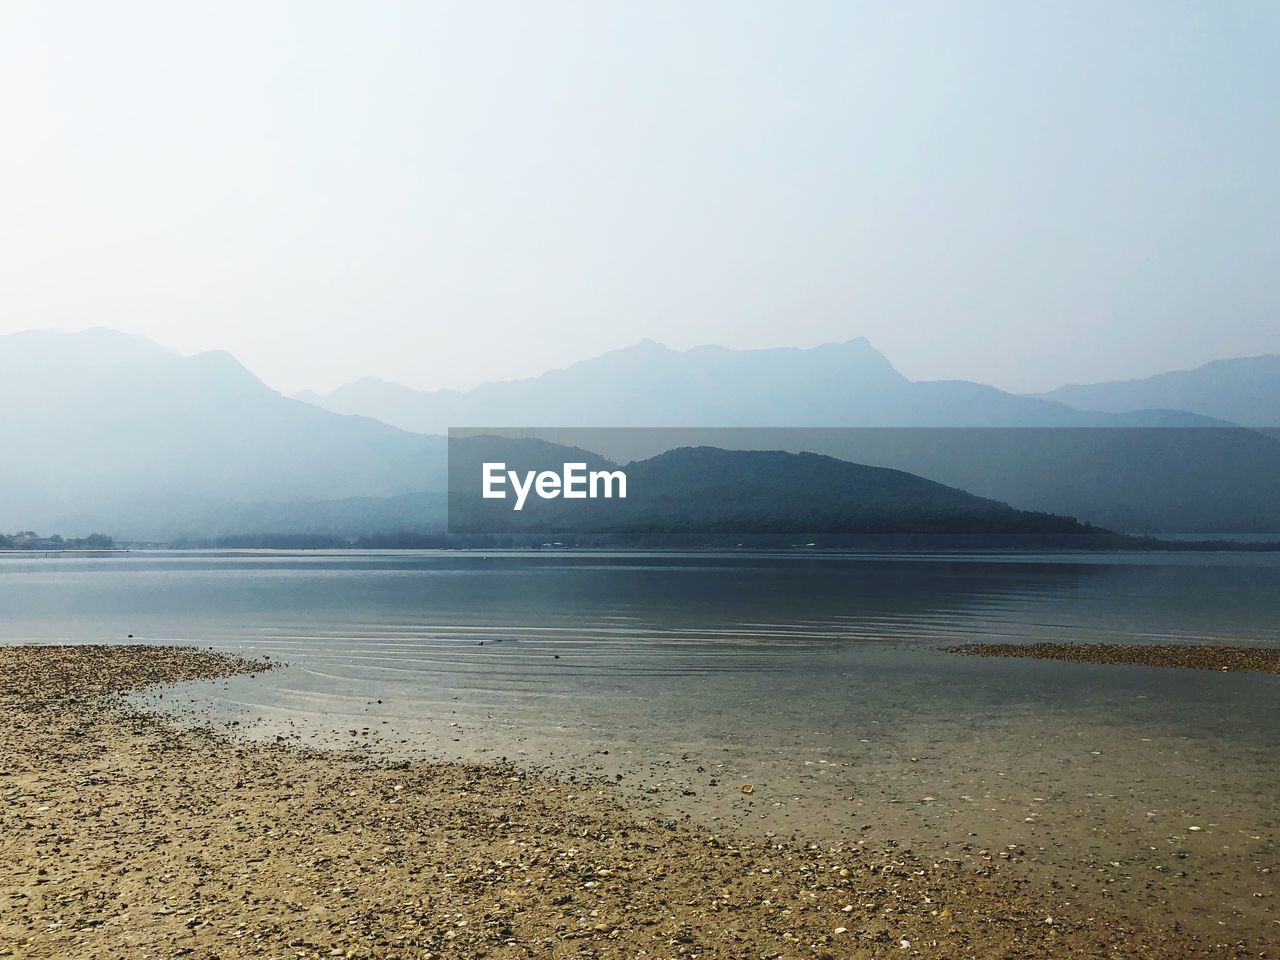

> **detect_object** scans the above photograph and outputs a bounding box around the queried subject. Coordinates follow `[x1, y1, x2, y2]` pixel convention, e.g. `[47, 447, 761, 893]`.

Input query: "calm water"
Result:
[3, 549, 1279, 934]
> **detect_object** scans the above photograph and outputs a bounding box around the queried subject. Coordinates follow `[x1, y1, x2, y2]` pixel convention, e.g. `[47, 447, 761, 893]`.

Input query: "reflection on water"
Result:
[4, 549, 1280, 745]
[5, 549, 1280, 729]
[3, 549, 1279, 936]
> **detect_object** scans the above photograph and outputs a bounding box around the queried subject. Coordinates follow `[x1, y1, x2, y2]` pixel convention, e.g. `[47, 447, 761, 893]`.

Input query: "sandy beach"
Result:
[1, 644, 1270, 959]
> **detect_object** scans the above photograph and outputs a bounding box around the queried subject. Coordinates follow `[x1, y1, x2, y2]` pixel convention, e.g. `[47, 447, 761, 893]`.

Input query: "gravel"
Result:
[1, 644, 1268, 959]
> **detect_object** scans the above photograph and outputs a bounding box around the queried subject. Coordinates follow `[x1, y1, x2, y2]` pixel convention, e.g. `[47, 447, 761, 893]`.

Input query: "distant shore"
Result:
[1, 643, 1267, 959]
[7, 534, 1280, 553]
[0, 548, 131, 554]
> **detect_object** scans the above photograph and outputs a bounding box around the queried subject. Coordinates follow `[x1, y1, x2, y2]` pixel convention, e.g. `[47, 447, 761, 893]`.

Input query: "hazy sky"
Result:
[2, 1, 1277, 395]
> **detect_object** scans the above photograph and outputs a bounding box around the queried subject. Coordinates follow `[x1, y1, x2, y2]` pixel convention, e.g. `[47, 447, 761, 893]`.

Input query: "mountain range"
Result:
[298, 337, 1223, 431]
[4, 327, 1279, 539]
[0, 328, 444, 538]
[1034, 355, 1280, 427]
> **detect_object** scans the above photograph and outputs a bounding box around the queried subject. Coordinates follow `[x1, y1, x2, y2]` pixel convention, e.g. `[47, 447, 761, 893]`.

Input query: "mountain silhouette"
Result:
[5, 328, 1272, 540]
[300, 338, 1218, 431]
[1036, 355, 1280, 427]
[0, 328, 444, 538]
[447, 437, 1092, 538]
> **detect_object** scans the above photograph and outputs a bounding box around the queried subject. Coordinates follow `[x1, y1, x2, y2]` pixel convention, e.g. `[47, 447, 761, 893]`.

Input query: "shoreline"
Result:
[1, 644, 1273, 958]
[8, 536, 1280, 556]
[946, 641, 1280, 673]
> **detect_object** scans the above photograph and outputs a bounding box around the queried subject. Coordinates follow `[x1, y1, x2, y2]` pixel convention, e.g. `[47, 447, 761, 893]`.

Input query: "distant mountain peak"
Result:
[297, 335, 1232, 435]
[0, 328, 446, 538]
[1037, 354, 1280, 426]
[1, 326, 176, 369]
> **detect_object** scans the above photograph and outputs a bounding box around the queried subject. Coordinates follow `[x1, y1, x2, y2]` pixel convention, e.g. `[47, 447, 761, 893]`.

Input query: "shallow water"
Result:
[3, 549, 1279, 939]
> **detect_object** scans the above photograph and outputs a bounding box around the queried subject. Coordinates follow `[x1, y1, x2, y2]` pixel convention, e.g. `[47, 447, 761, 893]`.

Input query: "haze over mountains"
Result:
[4, 327, 1279, 539]
[0, 328, 444, 538]
[1034, 355, 1280, 427]
[299, 338, 1223, 431]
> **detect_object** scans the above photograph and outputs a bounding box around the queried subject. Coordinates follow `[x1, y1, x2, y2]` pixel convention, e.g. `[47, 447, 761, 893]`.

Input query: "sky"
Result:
[1, 1, 1277, 396]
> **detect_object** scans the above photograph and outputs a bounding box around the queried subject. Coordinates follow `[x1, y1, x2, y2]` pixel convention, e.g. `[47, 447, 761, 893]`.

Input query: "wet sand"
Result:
[947, 641, 1280, 673]
[1, 645, 1265, 959]
[145, 640, 1280, 943]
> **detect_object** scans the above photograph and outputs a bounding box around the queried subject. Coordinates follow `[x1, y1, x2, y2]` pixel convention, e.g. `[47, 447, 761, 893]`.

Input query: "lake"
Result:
[3, 548, 1278, 937]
